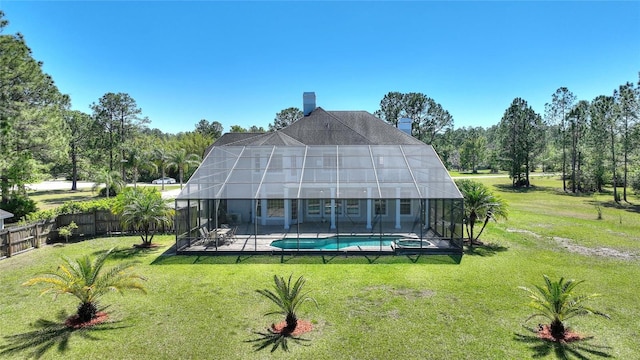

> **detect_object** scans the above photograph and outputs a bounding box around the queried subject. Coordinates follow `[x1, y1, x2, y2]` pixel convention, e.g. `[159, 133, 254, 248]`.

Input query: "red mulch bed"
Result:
[537, 325, 583, 343]
[270, 320, 313, 336]
[64, 312, 109, 329]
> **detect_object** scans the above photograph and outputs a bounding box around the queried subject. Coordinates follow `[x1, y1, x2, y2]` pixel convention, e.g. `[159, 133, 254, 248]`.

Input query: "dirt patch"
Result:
[64, 312, 109, 329]
[507, 228, 637, 260]
[553, 237, 637, 260]
[270, 319, 313, 336]
[363, 285, 435, 299]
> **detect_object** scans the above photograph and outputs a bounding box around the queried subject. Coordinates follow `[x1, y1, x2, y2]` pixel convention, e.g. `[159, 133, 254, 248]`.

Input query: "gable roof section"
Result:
[281, 108, 424, 145]
[205, 132, 266, 157]
[178, 144, 462, 200]
[214, 108, 424, 147]
[223, 131, 305, 146]
[212, 132, 264, 146]
[0, 209, 14, 220]
[180, 107, 461, 201]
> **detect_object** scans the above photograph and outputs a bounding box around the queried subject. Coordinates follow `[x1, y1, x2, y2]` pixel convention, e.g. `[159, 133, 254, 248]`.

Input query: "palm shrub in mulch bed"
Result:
[519, 274, 610, 342]
[22, 248, 147, 328]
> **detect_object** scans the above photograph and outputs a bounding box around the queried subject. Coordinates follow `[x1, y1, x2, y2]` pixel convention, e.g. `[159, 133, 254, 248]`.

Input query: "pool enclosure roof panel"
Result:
[177, 145, 462, 200]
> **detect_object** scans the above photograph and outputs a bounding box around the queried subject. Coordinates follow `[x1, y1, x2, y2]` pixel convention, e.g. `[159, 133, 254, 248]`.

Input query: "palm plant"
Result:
[256, 274, 317, 334]
[167, 148, 200, 189]
[519, 275, 610, 341]
[125, 147, 155, 188]
[119, 189, 174, 247]
[92, 168, 125, 200]
[455, 179, 508, 246]
[22, 248, 146, 324]
[153, 147, 171, 191]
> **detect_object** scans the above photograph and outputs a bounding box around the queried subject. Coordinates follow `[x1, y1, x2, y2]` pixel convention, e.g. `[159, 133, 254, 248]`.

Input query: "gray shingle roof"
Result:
[223, 131, 305, 146]
[0, 209, 14, 220]
[282, 108, 423, 145]
[180, 107, 461, 200]
[212, 132, 265, 146]
[215, 107, 423, 147]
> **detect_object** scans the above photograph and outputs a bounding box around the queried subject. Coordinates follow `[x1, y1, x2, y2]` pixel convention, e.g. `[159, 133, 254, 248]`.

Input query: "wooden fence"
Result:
[0, 220, 56, 259]
[0, 210, 174, 259]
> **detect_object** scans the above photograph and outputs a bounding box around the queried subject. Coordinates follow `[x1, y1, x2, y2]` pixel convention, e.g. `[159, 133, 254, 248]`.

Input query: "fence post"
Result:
[7, 229, 12, 257]
[34, 222, 40, 248]
[93, 210, 97, 236]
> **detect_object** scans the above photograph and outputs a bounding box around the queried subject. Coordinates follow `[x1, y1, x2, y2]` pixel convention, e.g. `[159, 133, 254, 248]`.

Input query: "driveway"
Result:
[27, 180, 95, 191]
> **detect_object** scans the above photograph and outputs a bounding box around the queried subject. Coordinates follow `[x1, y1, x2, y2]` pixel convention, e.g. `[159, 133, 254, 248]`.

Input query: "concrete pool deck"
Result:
[178, 232, 461, 256]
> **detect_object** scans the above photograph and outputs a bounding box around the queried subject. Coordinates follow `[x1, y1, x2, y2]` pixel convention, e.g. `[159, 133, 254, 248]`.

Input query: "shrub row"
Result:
[21, 198, 116, 224]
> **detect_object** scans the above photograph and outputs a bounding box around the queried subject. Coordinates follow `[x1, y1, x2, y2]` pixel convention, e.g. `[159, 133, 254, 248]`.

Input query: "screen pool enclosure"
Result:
[175, 144, 464, 256]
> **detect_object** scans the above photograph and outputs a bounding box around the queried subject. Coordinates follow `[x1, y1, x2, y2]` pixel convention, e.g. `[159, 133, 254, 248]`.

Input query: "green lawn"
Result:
[28, 188, 99, 211]
[1, 177, 639, 359]
[28, 184, 182, 211]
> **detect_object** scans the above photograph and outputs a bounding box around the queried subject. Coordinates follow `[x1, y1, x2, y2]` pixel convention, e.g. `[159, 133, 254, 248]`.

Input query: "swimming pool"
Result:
[270, 236, 399, 250]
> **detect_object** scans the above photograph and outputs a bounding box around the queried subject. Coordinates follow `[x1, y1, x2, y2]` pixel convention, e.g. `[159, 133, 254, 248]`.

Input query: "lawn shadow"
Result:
[0, 311, 130, 359]
[464, 243, 508, 257]
[103, 244, 164, 260]
[514, 326, 613, 359]
[246, 329, 311, 352]
[493, 184, 556, 194]
[27, 189, 98, 208]
[151, 253, 463, 265]
[586, 198, 640, 215]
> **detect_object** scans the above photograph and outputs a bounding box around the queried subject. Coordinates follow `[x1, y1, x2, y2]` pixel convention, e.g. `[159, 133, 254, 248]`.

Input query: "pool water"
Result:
[270, 236, 398, 250]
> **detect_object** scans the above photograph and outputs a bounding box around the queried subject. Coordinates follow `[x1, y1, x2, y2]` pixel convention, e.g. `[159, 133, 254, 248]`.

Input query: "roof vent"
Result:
[303, 92, 316, 116]
[398, 117, 412, 136]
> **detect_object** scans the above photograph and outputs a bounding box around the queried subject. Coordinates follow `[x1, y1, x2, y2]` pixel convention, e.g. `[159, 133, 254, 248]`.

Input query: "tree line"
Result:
[1, 9, 637, 221]
[0, 12, 220, 220]
[263, 84, 639, 203]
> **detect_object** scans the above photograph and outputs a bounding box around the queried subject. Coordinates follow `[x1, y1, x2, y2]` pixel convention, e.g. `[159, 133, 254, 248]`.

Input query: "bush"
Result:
[99, 186, 119, 197]
[630, 171, 640, 195]
[21, 208, 57, 223]
[1, 193, 37, 223]
[57, 198, 114, 214]
[20, 198, 116, 225]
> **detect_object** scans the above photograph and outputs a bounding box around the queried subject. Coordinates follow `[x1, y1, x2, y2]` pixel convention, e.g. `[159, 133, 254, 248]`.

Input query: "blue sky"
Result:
[2, 1, 639, 134]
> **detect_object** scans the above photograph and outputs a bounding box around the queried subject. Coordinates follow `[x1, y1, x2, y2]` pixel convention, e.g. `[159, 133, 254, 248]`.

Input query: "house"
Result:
[175, 93, 463, 255]
[0, 209, 13, 230]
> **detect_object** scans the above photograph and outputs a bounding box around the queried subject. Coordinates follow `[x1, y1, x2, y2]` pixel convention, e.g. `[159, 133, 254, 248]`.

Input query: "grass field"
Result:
[1, 176, 639, 359]
[28, 188, 99, 210]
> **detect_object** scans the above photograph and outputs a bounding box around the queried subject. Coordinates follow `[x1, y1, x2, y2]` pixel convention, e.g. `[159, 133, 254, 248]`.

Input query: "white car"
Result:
[152, 177, 176, 184]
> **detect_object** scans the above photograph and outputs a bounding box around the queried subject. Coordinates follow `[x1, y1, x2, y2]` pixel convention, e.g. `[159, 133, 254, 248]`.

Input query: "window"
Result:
[270, 154, 283, 173]
[323, 154, 336, 167]
[400, 199, 412, 215]
[346, 199, 359, 216]
[267, 199, 284, 217]
[375, 200, 387, 216]
[324, 200, 342, 215]
[307, 199, 320, 215]
[290, 155, 297, 176]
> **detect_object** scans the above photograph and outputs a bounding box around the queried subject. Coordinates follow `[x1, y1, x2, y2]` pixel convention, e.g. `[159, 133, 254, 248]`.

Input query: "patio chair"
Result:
[223, 226, 238, 245]
[198, 228, 211, 246]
